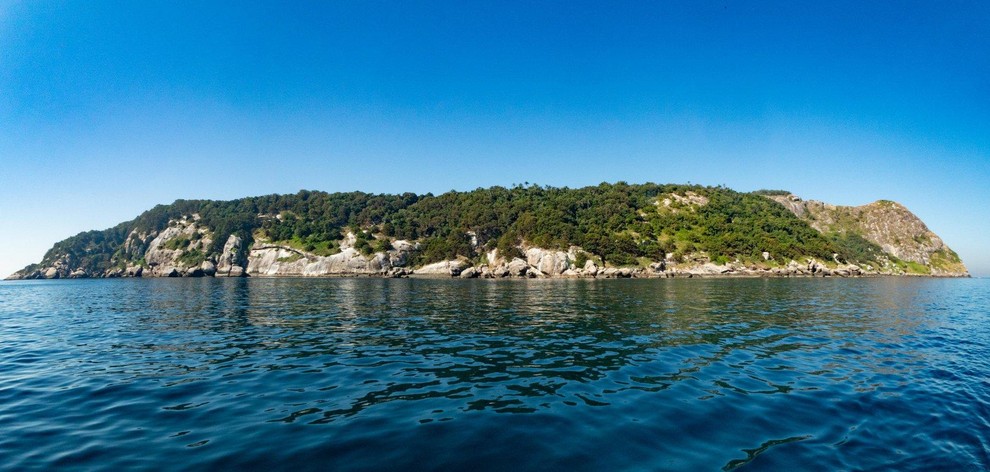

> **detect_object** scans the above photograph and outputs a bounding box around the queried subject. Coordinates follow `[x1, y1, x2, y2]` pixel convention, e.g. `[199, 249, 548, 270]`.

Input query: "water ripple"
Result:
[0, 277, 988, 470]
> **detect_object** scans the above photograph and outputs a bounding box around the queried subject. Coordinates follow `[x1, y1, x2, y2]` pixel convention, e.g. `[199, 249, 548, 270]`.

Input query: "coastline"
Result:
[6, 268, 971, 281]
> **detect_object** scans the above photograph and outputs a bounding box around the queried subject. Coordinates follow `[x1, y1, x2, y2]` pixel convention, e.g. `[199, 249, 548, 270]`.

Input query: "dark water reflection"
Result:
[1, 278, 988, 470]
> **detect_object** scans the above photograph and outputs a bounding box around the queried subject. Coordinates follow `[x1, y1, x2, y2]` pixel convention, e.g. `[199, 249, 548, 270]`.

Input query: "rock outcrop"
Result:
[247, 245, 398, 276]
[525, 248, 571, 276]
[413, 259, 466, 276]
[767, 195, 968, 276]
[215, 235, 246, 277]
[142, 218, 213, 277]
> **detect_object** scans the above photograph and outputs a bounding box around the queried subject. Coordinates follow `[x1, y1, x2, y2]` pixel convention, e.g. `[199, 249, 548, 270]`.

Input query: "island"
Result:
[7, 183, 969, 280]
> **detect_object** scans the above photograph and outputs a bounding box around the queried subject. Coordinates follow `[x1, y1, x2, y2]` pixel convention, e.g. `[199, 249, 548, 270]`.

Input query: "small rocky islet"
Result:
[8, 183, 968, 280]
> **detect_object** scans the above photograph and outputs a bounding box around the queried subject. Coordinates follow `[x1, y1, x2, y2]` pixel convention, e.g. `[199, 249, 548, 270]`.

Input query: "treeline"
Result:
[28, 183, 889, 275]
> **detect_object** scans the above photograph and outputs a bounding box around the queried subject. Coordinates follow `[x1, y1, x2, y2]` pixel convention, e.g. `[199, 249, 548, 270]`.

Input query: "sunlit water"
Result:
[1, 278, 988, 470]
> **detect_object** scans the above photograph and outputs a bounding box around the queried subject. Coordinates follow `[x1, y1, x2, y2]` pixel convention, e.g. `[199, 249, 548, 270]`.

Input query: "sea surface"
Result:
[1, 277, 988, 471]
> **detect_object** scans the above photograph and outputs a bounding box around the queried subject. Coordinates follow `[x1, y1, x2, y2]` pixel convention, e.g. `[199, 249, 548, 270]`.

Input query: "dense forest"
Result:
[25, 182, 890, 276]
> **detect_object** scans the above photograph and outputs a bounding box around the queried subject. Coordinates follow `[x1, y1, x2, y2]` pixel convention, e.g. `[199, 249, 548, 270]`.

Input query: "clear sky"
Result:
[1, 1, 988, 277]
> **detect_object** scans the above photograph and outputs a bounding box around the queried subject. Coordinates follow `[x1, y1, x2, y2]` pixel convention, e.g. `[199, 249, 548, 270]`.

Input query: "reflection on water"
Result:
[0, 278, 988, 470]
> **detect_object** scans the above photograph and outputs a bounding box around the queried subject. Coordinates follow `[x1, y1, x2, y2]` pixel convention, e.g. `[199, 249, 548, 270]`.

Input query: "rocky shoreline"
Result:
[10, 236, 960, 280]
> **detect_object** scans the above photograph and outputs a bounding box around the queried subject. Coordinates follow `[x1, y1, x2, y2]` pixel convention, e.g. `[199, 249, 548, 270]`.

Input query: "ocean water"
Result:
[1, 277, 988, 471]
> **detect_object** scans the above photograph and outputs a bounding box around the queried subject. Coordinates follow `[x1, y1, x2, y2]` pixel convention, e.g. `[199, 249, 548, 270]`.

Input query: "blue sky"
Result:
[1, 1, 988, 276]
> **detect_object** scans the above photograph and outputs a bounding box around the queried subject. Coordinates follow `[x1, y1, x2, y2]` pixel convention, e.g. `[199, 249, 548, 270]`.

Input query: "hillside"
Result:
[7, 183, 969, 279]
[765, 193, 968, 276]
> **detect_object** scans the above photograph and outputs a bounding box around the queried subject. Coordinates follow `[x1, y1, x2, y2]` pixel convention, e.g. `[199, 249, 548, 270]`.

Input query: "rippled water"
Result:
[1, 278, 988, 470]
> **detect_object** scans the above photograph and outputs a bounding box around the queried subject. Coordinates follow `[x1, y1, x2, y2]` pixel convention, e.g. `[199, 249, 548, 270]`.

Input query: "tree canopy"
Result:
[30, 182, 888, 274]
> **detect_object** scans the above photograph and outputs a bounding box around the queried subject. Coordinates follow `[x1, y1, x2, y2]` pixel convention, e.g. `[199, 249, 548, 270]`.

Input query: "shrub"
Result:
[374, 239, 393, 253]
[573, 252, 589, 269]
[164, 236, 191, 250]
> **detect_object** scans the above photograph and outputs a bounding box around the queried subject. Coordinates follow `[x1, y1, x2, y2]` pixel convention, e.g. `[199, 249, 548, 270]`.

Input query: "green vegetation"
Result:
[34, 226, 133, 277]
[276, 253, 304, 263]
[259, 234, 340, 257]
[902, 260, 931, 275]
[573, 252, 589, 269]
[827, 232, 885, 264]
[164, 235, 191, 250]
[750, 189, 792, 196]
[177, 248, 206, 267]
[18, 182, 940, 275]
[373, 238, 393, 253]
[929, 247, 966, 273]
[645, 188, 837, 264]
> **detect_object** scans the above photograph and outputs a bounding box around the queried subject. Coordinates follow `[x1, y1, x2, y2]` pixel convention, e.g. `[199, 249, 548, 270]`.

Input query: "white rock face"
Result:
[247, 246, 397, 276]
[339, 232, 358, 249]
[144, 219, 211, 277]
[122, 230, 154, 260]
[583, 260, 599, 276]
[506, 258, 529, 276]
[486, 249, 503, 267]
[389, 240, 416, 267]
[215, 235, 244, 277]
[525, 248, 571, 275]
[247, 246, 307, 276]
[413, 259, 465, 276]
[685, 263, 732, 275]
[659, 191, 710, 210]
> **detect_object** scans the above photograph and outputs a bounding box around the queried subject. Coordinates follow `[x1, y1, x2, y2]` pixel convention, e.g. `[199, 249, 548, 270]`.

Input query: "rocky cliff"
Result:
[767, 194, 968, 276]
[6, 183, 969, 280]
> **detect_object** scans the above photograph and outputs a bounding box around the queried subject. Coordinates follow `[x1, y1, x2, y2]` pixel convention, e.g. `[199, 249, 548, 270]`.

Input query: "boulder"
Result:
[414, 260, 465, 276]
[459, 267, 479, 279]
[200, 261, 217, 277]
[215, 264, 243, 277]
[388, 240, 416, 266]
[525, 248, 570, 276]
[506, 258, 529, 277]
